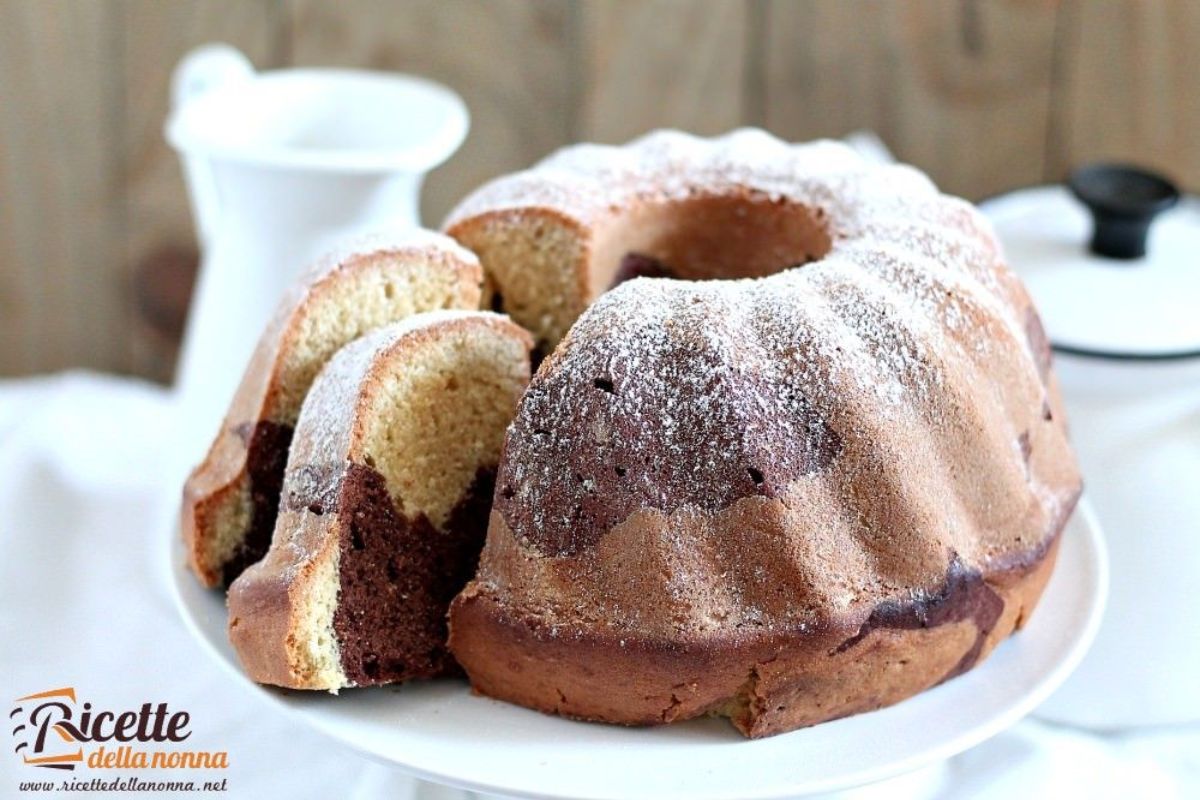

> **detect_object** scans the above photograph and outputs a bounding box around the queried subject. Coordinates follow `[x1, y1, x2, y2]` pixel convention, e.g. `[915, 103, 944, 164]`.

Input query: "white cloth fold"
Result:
[1, 373, 1197, 799]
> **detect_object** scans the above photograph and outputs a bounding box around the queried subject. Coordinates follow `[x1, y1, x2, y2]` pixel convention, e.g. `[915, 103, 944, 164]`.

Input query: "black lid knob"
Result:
[1067, 163, 1180, 260]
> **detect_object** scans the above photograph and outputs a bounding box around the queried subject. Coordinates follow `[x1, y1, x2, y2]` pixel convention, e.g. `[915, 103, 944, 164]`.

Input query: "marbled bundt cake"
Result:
[445, 130, 1081, 737]
[182, 231, 483, 588]
[228, 311, 532, 690]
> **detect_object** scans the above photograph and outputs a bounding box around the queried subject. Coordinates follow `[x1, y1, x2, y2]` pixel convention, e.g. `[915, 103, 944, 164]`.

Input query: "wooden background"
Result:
[2, 0, 1197, 382]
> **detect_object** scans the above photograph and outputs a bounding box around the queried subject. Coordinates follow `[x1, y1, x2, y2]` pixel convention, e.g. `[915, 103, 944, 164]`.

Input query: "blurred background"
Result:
[1, 0, 1197, 384]
[2, 4, 1198, 795]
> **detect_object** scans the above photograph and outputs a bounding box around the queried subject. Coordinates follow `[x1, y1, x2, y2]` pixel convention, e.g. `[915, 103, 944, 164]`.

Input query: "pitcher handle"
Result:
[171, 44, 255, 248]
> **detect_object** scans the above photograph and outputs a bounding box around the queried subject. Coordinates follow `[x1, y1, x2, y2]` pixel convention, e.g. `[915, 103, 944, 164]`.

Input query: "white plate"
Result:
[169, 501, 1107, 800]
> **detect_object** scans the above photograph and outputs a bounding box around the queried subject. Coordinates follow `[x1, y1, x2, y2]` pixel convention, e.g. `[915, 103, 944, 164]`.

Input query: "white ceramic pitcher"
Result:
[165, 44, 468, 462]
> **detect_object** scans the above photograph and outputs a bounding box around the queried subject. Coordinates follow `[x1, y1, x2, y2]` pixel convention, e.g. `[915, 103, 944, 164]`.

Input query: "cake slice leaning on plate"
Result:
[227, 311, 533, 690]
[182, 231, 484, 589]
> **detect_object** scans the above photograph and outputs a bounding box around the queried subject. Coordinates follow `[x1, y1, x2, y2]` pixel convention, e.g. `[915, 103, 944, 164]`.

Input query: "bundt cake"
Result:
[444, 129, 1082, 737]
[227, 311, 533, 690]
[182, 231, 483, 588]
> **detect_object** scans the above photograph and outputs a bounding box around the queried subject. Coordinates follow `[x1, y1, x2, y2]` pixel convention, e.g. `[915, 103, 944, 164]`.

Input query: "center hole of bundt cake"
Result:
[603, 194, 832, 289]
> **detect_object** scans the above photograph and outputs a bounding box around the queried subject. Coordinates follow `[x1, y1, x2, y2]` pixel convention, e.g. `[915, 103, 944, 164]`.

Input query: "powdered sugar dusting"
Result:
[323, 227, 478, 271]
[473, 128, 1037, 562]
[444, 128, 937, 231]
[303, 228, 479, 285]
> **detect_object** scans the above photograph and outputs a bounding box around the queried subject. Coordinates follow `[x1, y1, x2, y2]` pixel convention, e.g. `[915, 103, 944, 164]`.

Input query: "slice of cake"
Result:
[182, 231, 483, 588]
[227, 311, 533, 690]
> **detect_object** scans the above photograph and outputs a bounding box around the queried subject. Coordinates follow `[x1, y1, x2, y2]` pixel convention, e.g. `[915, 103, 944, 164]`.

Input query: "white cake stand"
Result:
[169, 501, 1106, 799]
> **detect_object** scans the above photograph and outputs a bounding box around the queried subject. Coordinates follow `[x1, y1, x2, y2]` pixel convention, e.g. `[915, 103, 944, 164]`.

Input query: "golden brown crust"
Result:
[227, 516, 340, 689]
[180, 338, 275, 587]
[448, 532, 1063, 738]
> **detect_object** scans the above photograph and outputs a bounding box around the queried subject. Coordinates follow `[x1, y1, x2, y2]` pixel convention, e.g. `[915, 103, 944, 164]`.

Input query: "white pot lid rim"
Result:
[981, 182, 1200, 359]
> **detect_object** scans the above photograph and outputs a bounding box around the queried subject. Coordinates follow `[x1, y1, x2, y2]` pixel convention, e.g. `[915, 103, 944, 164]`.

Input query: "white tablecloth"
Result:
[2, 372, 1198, 799]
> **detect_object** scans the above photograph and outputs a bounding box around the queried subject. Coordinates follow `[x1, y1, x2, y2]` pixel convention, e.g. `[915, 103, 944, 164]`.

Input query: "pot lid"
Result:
[981, 164, 1200, 359]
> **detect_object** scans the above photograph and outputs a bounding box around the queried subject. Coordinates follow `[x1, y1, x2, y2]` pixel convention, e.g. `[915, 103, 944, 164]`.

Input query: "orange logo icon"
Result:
[11, 688, 83, 770]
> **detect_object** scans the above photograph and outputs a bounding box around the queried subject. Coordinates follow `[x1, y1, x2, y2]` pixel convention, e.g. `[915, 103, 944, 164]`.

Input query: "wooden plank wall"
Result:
[1, 0, 1197, 382]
